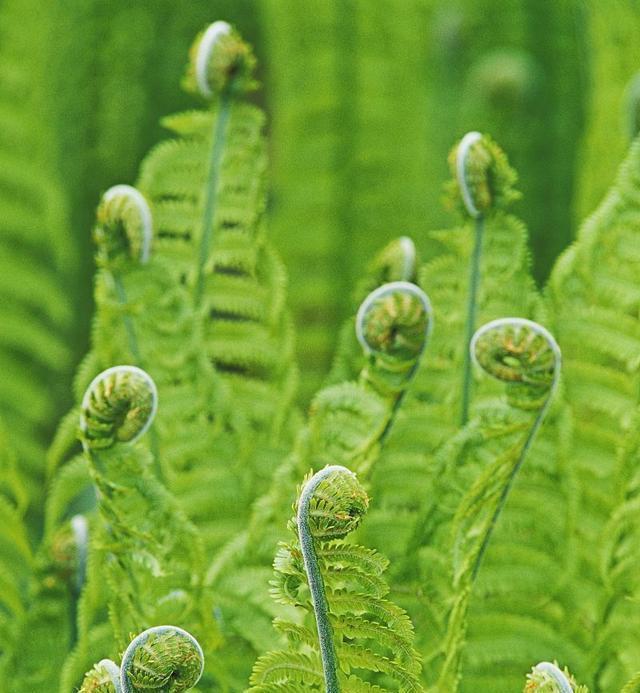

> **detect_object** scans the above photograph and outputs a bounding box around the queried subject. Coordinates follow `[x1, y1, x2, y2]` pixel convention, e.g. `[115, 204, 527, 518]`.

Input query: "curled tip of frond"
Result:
[120, 625, 204, 693]
[525, 661, 581, 692]
[471, 317, 560, 390]
[79, 658, 121, 693]
[297, 465, 369, 541]
[370, 236, 417, 283]
[97, 185, 152, 264]
[449, 131, 519, 217]
[186, 21, 256, 99]
[355, 281, 433, 364]
[80, 366, 158, 450]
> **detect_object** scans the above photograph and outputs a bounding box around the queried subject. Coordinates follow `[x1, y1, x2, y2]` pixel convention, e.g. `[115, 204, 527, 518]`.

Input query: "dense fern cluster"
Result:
[4, 8, 640, 693]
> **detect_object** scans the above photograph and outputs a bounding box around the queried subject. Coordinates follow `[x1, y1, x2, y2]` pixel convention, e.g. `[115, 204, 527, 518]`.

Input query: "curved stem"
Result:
[195, 92, 231, 305]
[460, 214, 484, 426]
[297, 466, 344, 693]
[470, 393, 550, 581]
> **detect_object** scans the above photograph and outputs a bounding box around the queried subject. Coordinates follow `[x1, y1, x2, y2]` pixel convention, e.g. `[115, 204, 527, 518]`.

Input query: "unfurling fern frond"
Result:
[78, 366, 215, 658]
[409, 319, 561, 691]
[328, 236, 419, 387]
[250, 465, 423, 691]
[79, 625, 204, 692]
[524, 661, 588, 693]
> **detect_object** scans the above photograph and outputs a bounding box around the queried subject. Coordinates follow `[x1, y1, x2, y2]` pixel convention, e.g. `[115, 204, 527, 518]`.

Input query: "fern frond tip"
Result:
[98, 184, 153, 264]
[80, 365, 158, 449]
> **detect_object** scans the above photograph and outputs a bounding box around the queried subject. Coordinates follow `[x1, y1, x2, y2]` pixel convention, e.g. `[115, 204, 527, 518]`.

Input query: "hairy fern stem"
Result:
[296, 466, 344, 693]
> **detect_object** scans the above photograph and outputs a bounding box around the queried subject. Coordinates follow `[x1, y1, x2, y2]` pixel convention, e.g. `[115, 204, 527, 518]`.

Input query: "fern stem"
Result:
[195, 93, 231, 305]
[297, 466, 344, 693]
[460, 214, 484, 426]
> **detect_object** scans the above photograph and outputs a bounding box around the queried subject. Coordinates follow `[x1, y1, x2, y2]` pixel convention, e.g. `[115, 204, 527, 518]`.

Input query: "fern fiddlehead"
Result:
[525, 661, 587, 693]
[207, 281, 431, 687]
[79, 625, 204, 692]
[250, 465, 423, 691]
[78, 366, 211, 657]
[452, 132, 519, 425]
[429, 318, 561, 690]
[80, 365, 157, 451]
[468, 317, 560, 577]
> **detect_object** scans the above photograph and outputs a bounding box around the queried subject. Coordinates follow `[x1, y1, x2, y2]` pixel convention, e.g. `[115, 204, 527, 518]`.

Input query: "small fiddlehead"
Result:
[96, 185, 153, 267]
[186, 20, 256, 99]
[183, 21, 258, 303]
[356, 280, 432, 396]
[80, 659, 122, 693]
[433, 318, 561, 690]
[79, 626, 204, 693]
[449, 131, 519, 424]
[80, 365, 158, 450]
[525, 661, 587, 693]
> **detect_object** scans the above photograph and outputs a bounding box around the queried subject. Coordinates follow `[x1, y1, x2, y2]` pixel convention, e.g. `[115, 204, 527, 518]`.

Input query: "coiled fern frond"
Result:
[250, 465, 424, 691]
[79, 625, 204, 692]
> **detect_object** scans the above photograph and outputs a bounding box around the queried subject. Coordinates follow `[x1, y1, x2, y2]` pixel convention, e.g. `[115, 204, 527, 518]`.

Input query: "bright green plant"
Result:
[4, 10, 640, 693]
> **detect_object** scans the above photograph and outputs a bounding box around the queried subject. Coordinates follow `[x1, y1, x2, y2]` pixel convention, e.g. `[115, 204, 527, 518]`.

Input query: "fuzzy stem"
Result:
[460, 214, 484, 426]
[297, 466, 345, 693]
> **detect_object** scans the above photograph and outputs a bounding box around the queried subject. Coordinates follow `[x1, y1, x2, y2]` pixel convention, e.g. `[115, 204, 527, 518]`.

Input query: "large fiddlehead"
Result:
[250, 465, 424, 691]
[79, 625, 204, 692]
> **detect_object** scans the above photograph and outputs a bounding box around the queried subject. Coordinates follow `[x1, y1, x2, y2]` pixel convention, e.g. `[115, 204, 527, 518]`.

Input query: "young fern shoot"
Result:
[250, 465, 424, 691]
[434, 318, 561, 690]
[451, 133, 520, 425]
[79, 625, 204, 692]
[524, 661, 588, 693]
[79, 366, 212, 654]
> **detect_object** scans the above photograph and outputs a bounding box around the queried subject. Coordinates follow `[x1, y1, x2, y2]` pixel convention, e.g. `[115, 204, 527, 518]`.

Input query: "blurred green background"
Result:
[0, 0, 638, 456]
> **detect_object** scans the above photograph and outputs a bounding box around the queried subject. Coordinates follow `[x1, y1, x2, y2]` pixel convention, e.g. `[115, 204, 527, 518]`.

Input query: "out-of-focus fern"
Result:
[258, 0, 432, 402]
[547, 136, 640, 683]
[575, 0, 640, 222]
[250, 465, 424, 691]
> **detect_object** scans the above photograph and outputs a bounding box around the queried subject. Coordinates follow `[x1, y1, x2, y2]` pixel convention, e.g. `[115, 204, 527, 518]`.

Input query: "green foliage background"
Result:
[2, 0, 640, 691]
